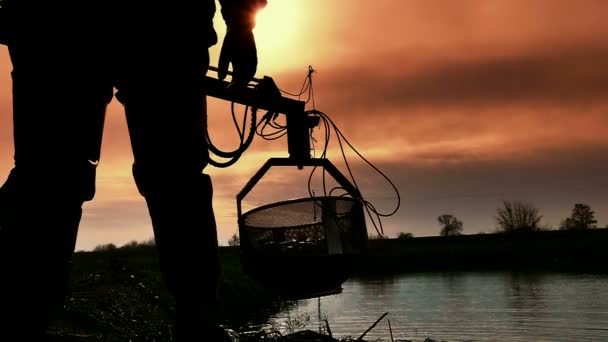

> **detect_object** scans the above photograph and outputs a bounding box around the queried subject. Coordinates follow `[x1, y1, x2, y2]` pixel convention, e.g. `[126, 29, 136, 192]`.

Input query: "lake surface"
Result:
[270, 271, 608, 341]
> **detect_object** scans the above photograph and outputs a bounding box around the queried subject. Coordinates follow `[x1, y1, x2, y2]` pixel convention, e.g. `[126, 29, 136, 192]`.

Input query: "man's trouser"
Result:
[0, 4, 219, 340]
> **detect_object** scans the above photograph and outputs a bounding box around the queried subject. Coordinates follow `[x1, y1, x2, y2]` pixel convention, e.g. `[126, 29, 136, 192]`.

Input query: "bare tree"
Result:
[560, 203, 598, 230]
[438, 214, 463, 236]
[495, 200, 542, 233]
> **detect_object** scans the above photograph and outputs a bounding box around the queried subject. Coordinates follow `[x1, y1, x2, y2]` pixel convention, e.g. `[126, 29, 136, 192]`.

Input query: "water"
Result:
[270, 271, 608, 341]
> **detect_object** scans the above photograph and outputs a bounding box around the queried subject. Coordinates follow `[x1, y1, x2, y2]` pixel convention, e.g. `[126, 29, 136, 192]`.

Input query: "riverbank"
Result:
[52, 244, 401, 341]
[356, 228, 608, 274]
[49, 243, 282, 341]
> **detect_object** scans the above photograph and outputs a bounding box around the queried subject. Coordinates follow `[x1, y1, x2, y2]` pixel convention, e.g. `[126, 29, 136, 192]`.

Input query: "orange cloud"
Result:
[2, 1, 608, 249]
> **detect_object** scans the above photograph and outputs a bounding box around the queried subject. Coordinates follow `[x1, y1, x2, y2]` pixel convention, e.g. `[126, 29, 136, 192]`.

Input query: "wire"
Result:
[306, 110, 401, 237]
[290, 66, 400, 237]
[256, 111, 287, 141]
[207, 106, 257, 167]
[279, 66, 314, 100]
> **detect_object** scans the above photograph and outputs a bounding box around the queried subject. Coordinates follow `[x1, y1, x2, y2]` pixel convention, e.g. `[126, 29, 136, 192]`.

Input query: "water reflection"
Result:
[271, 271, 608, 341]
[507, 272, 547, 315]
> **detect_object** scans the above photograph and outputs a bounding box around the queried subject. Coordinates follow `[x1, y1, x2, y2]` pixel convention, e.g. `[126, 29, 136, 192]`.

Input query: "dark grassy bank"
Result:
[50, 244, 285, 341]
[356, 228, 608, 274]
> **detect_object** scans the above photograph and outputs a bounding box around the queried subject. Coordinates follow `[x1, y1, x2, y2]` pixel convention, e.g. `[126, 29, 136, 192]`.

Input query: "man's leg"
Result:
[117, 50, 224, 340]
[0, 37, 112, 339]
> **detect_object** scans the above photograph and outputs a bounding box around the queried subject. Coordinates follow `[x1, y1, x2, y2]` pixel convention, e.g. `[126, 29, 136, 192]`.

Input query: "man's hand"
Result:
[218, 29, 258, 86]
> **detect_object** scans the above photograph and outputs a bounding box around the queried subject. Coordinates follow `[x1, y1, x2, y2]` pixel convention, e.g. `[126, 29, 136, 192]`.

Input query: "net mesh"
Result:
[240, 197, 366, 256]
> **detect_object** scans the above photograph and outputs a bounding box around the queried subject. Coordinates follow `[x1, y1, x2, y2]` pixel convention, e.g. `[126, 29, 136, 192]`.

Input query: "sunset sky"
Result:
[1, 0, 607, 251]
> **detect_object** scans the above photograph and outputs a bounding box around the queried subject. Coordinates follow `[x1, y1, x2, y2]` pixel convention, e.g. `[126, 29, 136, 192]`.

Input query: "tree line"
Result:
[393, 201, 605, 239]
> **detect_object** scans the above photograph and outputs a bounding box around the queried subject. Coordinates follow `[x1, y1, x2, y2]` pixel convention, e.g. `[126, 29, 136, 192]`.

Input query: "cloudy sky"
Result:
[1, 0, 607, 251]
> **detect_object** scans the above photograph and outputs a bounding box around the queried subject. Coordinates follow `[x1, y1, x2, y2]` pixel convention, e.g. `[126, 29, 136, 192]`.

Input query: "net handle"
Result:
[236, 157, 362, 220]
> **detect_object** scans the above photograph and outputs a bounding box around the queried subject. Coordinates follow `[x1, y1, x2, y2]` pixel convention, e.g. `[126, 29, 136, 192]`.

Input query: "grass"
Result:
[47, 242, 283, 341]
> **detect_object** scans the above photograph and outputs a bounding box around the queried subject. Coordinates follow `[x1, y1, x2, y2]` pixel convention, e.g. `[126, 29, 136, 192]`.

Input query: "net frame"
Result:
[239, 196, 367, 257]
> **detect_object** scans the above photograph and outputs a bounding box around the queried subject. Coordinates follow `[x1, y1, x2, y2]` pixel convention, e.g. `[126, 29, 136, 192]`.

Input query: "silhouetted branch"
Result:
[356, 312, 389, 341]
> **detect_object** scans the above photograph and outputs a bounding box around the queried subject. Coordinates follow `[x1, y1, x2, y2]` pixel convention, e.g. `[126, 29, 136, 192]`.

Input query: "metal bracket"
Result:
[236, 157, 363, 219]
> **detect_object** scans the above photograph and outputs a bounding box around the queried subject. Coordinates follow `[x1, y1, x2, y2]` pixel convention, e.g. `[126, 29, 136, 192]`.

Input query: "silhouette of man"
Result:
[0, 0, 266, 340]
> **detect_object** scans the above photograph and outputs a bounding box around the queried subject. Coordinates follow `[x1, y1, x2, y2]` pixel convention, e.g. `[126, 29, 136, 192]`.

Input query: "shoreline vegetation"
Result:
[51, 242, 281, 341]
[357, 227, 608, 274]
[50, 228, 608, 341]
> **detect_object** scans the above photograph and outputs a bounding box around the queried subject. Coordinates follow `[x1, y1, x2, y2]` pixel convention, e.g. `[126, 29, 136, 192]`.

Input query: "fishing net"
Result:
[239, 196, 367, 257]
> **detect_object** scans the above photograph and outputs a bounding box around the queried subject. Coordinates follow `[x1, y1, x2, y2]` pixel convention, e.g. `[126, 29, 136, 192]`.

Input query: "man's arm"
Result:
[219, 0, 267, 31]
[216, 0, 267, 83]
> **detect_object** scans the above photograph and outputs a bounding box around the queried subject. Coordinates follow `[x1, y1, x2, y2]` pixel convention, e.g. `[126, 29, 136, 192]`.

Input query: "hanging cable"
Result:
[305, 109, 401, 237]
[280, 68, 400, 237]
[279, 65, 315, 104]
[207, 106, 258, 168]
[256, 110, 287, 141]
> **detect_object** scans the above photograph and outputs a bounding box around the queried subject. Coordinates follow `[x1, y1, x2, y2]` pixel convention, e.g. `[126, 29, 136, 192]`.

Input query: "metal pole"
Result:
[207, 65, 264, 84]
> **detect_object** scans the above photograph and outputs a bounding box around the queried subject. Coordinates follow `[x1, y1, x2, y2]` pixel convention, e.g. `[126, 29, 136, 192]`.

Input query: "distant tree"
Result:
[397, 232, 414, 239]
[121, 240, 140, 249]
[368, 233, 387, 240]
[438, 214, 463, 236]
[120, 238, 156, 249]
[495, 200, 542, 233]
[560, 203, 597, 230]
[142, 237, 156, 246]
[93, 243, 117, 252]
[228, 233, 240, 246]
